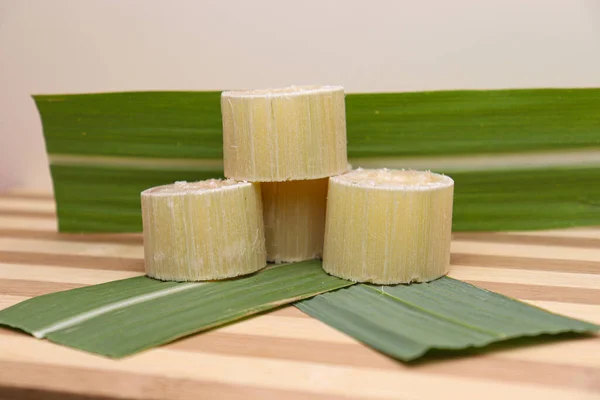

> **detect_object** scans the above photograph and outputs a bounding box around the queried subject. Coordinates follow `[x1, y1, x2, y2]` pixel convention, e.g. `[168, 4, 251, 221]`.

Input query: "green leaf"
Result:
[345, 89, 600, 157]
[0, 261, 353, 358]
[452, 167, 600, 231]
[50, 164, 224, 232]
[35, 92, 224, 159]
[35, 89, 600, 159]
[296, 278, 599, 362]
[34, 89, 600, 233]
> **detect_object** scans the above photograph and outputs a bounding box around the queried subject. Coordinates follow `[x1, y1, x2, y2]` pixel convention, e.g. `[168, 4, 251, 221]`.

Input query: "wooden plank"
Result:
[0, 216, 57, 232]
[4, 189, 54, 198]
[453, 232, 600, 249]
[0, 336, 597, 400]
[0, 238, 143, 259]
[0, 263, 141, 285]
[465, 281, 600, 305]
[0, 295, 29, 310]
[217, 316, 356, 344]
[449, 266, 600, 290]
[494, 338, 600, 368]
[3, 236, 599, 264]
[0, 229, 142, 245]
[0, 280, 84, 297]
[0, 251, 145, 272]
[0, 194, 599, 400]
[525, 301, 600, 325]
[164, 331, 600, 392]
[0, 365, 343, 400]
[0, 199, 56, 214]
[451, 253, 600, 274]
[451, 240, 600, 263]
[0, 210, 55, 219]
[3, 262, 599, 291]
[506, 228, 600, 240]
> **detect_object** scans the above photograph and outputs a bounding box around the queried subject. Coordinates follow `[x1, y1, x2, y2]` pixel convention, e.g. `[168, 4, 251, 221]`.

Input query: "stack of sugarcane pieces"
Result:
[141, 85, 454, 284]
[221, 86, 349, 263]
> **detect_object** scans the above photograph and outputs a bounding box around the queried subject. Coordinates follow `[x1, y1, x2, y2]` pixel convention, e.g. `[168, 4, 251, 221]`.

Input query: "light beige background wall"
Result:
[1, 0, 599, 191]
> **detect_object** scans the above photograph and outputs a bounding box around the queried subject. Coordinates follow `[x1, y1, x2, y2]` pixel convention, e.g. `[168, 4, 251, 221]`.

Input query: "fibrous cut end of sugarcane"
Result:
[262, 178, 328, 263]
[221, 85, 349, 181]
[141, 179, 266, 281]
[323, 168, 454, 284]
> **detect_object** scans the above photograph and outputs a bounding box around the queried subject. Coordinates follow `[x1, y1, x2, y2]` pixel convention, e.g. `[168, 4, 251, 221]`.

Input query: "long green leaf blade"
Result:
[345, 89, 600, 157]
[35, 92, 224, 159]
[0, 261, 353, 358]
[51, 164, 223, 232]
[296, 278, 598, 362]
[452, 167, 600, 231]
[34, 89, 600, 233]
[35, 89, 600, 159]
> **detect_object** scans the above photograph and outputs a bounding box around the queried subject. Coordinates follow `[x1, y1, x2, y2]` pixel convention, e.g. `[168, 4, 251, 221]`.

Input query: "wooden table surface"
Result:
[0, 189, 598, 400]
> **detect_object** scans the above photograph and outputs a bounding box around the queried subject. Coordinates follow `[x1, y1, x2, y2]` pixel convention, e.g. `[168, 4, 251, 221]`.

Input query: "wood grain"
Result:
[0, 217, 57, 232]
[0, 193, 598, 400]
[0, 251, 145, 272]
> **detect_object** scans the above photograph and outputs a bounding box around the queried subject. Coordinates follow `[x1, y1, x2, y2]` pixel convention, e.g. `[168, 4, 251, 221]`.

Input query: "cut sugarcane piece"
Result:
[141, 179, 266, 281]
[221, 85, 349, 181]
[323, 169, 454, 284]
[262, 178, 328, 263]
